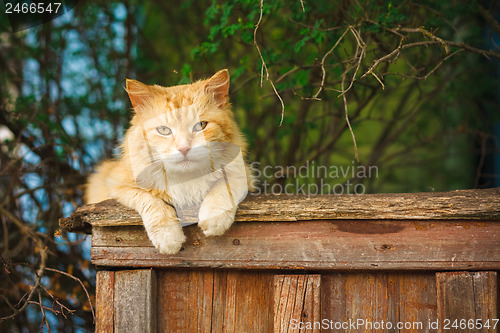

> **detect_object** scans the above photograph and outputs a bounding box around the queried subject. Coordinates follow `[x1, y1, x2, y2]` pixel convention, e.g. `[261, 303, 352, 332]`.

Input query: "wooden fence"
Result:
[60, 188, 500, 332]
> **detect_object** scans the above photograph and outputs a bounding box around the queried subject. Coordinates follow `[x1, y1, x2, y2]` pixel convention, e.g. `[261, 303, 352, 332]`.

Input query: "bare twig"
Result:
[361, 40, 443, 82]
[478, 5, 500, 36]
[254, 0, 286, 125]
[276, 65, 319, 83]
[41, 285, 75, 319]
[362, 25, 500, 87]
[38, 290, 51, 333]
[341, 68, 359, 162]
[312, 27, 351, 99]
[398, 27, 450, 54]
[27, 300, 72, 317]
[45, 267, 95, 323]
[383, 49, 464, 80]
[0, 295, 18, 313]
[287, 18, 341, 32]
[397, 27, 500, 60]
[446, 40, 500, 60]
[298, 0, 305, 12]
[0, 239, 47, 322]
[338, 27, 366, 96]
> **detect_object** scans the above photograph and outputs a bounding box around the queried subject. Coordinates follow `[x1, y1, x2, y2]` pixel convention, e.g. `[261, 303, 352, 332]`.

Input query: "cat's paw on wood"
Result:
[198, 207, 236, 236]
[148, 225, 186, 254]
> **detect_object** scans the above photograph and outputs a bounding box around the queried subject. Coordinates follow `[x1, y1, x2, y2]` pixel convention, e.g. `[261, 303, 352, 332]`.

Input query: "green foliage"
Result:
[171, 0, 497, 193]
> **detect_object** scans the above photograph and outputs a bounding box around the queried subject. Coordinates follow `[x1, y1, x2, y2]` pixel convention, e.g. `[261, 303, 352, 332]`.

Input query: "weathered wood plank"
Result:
[398, 273, 438, 333]
[321, 273, 347, 331]
[302, 276, 322, 332]
[274, 275, 294, 332]
[59, 188, 500, 232]
[95, 271, 114, 333]
[200, 271, 214, 332]
[211, 270, 228, 333]
[224, 272, 237, 333]
[271, 275, 321, 333]
[92, 226, 149, 247]
[231, 271, 274, 333]
[90, 220, 500, 270]
[344, 273, 391, 333]
[156, 270, 274, 333]
[472, 272, 498, 332]
[289, 276, 307, 333]
[321, 273, 437, 333]
[156, 270, 189, 332]
[114, 270, 157, 333]
[155, 271, 217, 332]
[437, 271, 498, 333]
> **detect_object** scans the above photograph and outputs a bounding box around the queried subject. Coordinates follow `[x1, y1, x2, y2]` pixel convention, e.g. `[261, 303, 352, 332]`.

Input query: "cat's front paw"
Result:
[148, 225, 186, 254]
[198, 207, 236, 236]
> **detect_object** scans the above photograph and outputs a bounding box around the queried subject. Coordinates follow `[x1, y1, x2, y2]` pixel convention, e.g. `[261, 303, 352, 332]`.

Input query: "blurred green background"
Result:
[0, 0, 499, 331]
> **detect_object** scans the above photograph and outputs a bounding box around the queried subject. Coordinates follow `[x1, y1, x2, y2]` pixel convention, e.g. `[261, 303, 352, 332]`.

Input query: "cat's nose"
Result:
[178, 147, 191, 157]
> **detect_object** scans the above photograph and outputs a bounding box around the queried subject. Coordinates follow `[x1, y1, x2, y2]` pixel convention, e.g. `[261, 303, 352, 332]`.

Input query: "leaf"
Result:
[222, 23, 242, 37]
[178, 63, 192, 84]
[294, 36, 310, 53]
[232, 66, 246, 79]
[204, 1, 219, 25]
[208, 25, 221, 41]
[181, 63, 192, 77]
[294, 70, 310, 86]
[241, 30, 253, 44]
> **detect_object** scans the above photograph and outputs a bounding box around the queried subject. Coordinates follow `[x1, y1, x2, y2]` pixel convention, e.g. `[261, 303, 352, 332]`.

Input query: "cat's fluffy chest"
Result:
[164, 170, 222, 208]
[134, 157, 220, 207]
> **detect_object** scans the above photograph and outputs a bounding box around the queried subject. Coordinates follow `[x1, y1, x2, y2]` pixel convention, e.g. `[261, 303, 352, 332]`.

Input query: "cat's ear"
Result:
[205, 69, 230, 106]
[125, 79, 151, 110]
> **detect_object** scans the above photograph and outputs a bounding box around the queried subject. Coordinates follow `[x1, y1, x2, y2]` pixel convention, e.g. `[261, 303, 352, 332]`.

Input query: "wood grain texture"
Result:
[156, 270, 212, 332]
[398, 273, 438, 333]
[90, 220, 500, 270]
[437, 271, 498, 333]
[59, 188, 500, 232]
[273, 275, 321, 333]
[344, 273, 393, 333]
[322, 272, 437, 333]
[156, 270, 274, 333]
[96, 271, 114, 333]
[232, 271, 274, 333]
[114, 270, 157, 333]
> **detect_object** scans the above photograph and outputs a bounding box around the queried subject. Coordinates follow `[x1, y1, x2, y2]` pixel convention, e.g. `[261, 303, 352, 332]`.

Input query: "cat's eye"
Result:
[156, 126, 172, 136]
[193, 121, 208, 132]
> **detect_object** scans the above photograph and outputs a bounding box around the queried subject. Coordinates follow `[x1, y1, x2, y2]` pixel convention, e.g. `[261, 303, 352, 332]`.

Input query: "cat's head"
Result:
[123, 70, 246, 182]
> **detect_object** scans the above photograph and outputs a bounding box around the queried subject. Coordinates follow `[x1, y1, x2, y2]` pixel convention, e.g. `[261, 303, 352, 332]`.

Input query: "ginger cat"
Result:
[85, 70, 252, 254]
